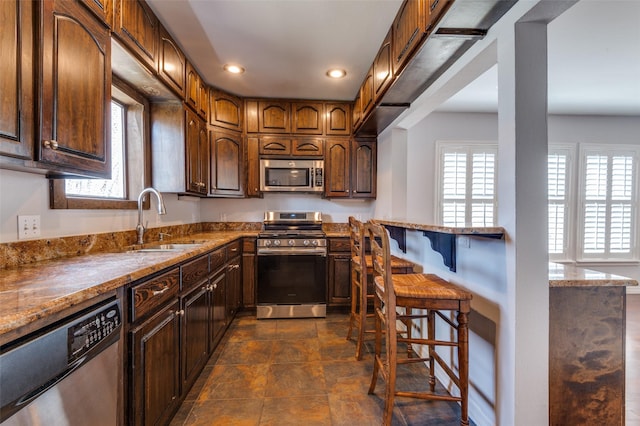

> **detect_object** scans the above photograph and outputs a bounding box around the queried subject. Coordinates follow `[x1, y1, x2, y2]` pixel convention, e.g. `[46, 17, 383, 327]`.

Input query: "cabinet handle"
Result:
[152, 286, 170, 296]
[177, 309, 185, 316]
[43, 140, 59, 150]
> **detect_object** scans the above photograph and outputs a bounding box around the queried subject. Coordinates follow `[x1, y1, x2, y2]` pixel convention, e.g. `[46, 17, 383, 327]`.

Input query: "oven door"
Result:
[257, 253, 327, 305]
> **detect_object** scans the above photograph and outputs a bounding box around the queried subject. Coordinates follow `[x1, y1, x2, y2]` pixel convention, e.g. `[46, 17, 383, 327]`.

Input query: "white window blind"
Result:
[548, 148, 572, 256]
[579, 145, 638, 260]
[437, 143, 497, 227]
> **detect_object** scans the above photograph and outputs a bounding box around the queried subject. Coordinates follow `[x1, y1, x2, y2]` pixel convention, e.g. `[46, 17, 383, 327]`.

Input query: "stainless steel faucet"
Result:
[136, 187, 167, 245]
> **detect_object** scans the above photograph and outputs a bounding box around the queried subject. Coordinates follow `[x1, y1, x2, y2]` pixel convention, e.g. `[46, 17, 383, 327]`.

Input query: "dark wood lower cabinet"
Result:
[226, 255, 242, 320]
[130, 300, 181, 426]
[208, 269, 227, 351]
[328, 237, 351, 306]
[181, 284, 209, 391]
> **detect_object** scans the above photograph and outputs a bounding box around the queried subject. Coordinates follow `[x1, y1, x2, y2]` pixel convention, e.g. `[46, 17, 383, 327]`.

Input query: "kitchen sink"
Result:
[128, 243, 205, 252]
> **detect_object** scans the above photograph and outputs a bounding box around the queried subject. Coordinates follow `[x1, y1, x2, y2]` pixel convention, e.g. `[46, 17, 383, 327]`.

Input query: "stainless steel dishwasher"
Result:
[0, 298, 122, 426]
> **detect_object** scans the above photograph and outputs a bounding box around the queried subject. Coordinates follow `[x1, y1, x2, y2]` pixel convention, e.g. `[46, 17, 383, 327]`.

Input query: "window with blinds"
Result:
[578, 145, 638, 260]
[437, 143, 497, 227]
[548, 147, 572, 257]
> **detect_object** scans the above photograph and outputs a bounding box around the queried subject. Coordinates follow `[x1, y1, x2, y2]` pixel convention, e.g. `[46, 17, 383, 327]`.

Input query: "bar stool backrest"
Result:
[367, 221, 398, 326]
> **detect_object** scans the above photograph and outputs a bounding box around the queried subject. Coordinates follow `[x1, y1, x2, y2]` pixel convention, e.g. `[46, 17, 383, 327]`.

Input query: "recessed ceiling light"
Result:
[224, 64, 245, 74]
[326, 69, 347, 79]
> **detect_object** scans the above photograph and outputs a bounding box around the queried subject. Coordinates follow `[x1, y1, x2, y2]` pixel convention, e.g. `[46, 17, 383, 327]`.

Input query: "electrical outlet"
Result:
[18, 215, 41, 240]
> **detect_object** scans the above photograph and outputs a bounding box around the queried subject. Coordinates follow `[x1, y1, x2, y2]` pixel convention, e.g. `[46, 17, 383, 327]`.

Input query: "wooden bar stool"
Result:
[367, 221, 473, 426]
[346, 217, 415, 360]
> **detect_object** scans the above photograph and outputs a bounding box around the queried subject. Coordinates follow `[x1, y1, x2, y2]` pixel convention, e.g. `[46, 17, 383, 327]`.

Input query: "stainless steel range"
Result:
[257, 211, 327, 319]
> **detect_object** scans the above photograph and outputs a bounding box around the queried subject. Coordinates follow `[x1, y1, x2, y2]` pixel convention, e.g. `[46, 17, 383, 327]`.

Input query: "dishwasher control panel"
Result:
[67, 301, 121, 364]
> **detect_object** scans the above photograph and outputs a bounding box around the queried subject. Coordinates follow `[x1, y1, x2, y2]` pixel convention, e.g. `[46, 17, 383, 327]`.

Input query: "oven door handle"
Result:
[257, 249, 327, 256]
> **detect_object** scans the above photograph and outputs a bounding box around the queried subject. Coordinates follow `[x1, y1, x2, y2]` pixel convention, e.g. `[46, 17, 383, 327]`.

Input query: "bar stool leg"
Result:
[458, 309, 470, 426]
[346, 268, 357, 341]
[427, 309, 436, 392]
[355, 269, 366, 360]
[368, 292, 382, 395]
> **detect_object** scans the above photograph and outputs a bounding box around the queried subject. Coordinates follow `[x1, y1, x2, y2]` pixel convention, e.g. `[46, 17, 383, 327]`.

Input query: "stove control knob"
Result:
[311, 240, 319, 246]
[303, 240, 310, 246]
[273, 240, 281, 246]
[288, 239, 295, 246]
[264, 240, 272, 247]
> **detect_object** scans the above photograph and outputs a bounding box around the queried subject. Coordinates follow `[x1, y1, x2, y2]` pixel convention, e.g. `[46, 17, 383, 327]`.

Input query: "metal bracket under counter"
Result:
[381, 224, 504, 272]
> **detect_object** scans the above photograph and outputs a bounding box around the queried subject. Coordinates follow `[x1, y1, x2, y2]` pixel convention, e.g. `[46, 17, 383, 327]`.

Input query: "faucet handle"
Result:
[158, 232, 172, 241]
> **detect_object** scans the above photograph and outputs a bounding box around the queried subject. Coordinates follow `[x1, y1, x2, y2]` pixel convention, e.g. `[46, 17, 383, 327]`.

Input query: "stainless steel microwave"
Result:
[260, 159, 324, 192]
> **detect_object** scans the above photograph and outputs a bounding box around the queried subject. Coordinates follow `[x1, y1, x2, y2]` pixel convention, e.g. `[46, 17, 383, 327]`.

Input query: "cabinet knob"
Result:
[152, 286, 170, 296]
[43, 140, 59, 150]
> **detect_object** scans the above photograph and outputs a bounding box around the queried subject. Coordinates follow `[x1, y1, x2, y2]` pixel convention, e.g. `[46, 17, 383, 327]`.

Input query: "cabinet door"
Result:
[112, 0, 158, 71]
[40, 0, 111, 178]
[185, 62, 199, 111]
[209, 129, 244, 197]
[351, 139, 377, 199]
[328, 252, 351, 305]
[392, 0, 426, 75]
[352, 92, 362, 131]
[258, 101, 290, 133]
[185, 109, 208, 195]
[226, 256, 242, 321]
[325, 139, 350, 198]
[210, 89, 243, 131]
[292, 138, 324, 157]
[325, 103, 351, 136]
[292, 102, 323, 135]
[242, 239, 256, 308]
[246, 137, 261, 197]
[79, 0, 110, 25]
[360, 65, 375, 118]
[426, 0, 452, 31]
[158, 25, 185, 97]
[130, 301, 181, 426]
[0, 0, 34, 160]
[181, 284, 209, 391]
[198, 79, 209, 120]
[208, 270, 226, 351]
[259, 137, 291, 155]
[373, 29, 393, 99]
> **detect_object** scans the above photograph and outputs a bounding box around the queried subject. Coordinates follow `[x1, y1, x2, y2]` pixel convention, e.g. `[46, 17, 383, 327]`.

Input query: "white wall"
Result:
[0, 168, 200, 243]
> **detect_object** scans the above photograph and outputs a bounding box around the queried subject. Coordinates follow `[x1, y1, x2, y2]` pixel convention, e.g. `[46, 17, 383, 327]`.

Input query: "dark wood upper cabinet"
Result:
[158, 25, 185, 98]
[210, 89, 243, 132]
[245, 137, 261, 198]
[112, 0, 158, 71]
[392, 0, 426, 75]
[360, 65, 375, 118]
[198, 78, 209, 120]
[352, 92, 362, 131]
[373, 29, 393, 99]
[292, 102, 323, 135]
[79, 0, 111, 26]
[292, 138, 324, 157]
[258, 101, 290, 133]
[351, 139, 377, 198]
[258, 137, 291, 155]
[426, 0, 453, 31]
[325, 139, 350, 198]
[0, 0, 34, 160]
[209, 129, 244, 197]
[325, 103, 351, 136]
[186, 110, 209, 195]
[185, 61, 199, 111]
[39, 0, 111, 178]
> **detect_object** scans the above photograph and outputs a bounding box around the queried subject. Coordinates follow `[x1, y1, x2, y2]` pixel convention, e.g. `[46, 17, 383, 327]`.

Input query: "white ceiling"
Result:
[147, 0, 640, 115]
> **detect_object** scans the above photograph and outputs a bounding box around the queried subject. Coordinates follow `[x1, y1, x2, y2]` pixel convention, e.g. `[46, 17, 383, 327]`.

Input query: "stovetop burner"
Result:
[260, 211, 324, 238]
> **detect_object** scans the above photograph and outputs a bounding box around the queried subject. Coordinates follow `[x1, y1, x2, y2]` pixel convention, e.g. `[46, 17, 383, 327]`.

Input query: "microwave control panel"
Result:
[314, 168, 323, 188]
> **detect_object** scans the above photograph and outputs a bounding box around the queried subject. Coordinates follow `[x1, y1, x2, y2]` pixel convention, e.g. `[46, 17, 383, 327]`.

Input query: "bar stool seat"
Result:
[367, 221, 473, 426]
[346, 217, 415, 360]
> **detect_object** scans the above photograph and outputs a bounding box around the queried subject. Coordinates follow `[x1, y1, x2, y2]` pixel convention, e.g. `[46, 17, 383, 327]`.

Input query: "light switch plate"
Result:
[18, 215, 41, 240]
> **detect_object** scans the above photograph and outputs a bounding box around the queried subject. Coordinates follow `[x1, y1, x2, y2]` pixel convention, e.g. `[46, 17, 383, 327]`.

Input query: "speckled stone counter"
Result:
[0, 230, 258, 345]
[548, 262, 637, 425]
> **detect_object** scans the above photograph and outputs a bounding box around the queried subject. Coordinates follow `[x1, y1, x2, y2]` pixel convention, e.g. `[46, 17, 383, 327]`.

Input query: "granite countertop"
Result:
[0, 231, 257, 344]
[374, 219, 505, 236]
[549, 262, 638, 287]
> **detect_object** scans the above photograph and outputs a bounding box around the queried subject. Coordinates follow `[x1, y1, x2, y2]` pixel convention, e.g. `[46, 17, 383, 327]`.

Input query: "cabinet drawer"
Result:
[259, 137, 291, 155]
[131, 268, 180, 323]
[227, 240, 241, 258]
[328, 238, 350, 252]
[182, 254, 209, 292]
[210, 247, 226, 272]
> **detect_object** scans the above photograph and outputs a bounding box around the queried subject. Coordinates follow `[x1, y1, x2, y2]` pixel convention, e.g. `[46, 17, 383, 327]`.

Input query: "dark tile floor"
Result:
[170, 312, 470, 426]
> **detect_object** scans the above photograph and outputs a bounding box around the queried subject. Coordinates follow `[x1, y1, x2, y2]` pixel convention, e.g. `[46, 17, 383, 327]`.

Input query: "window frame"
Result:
[576, 143, 639, 262]
[434, 141, 498, 227]
[548, 144, 576, 261]
[50, 75, 151, 210]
